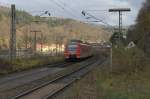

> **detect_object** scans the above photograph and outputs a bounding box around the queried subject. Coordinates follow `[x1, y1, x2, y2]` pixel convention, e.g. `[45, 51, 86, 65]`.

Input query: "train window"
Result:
[68, 44, 77, 51]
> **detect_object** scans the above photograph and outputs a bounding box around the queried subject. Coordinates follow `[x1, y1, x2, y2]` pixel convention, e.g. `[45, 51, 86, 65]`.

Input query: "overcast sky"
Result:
[0, 0, 145, 26]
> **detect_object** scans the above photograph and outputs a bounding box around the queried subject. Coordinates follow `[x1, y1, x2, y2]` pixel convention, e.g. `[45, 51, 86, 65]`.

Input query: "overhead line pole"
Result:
[109, 8, 131, 44]
[82, 10, 114, 71]
[10, 4, 16, 60]
[40, 32, 43, 52]
[108, 8, 130, 71]
[30, 30, 41, 53]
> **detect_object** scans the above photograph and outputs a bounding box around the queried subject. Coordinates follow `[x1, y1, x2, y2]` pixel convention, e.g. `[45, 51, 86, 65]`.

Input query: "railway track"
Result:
[0, 61, 74, 97]
[12, 55, 104, 99]
[0, 61, 69, 86]
[0, 58, 93, 98]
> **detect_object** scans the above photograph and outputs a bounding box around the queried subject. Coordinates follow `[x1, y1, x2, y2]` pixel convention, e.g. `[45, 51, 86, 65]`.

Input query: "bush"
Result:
[0, 56, 63, 75]
[112, 46, 145, 74]
[11, 56, 63, 71]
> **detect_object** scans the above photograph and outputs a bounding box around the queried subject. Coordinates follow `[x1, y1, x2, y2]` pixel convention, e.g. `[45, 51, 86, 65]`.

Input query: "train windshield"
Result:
[68, 43, 78, 52]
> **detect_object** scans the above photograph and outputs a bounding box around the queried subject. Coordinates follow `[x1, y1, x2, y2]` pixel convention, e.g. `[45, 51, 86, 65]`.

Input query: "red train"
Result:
[64, 40, 93, 60]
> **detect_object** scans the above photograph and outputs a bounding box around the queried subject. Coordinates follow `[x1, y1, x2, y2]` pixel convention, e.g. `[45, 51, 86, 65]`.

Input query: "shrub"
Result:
[0, 56, 63, 75]
[112, 46, 145, 74]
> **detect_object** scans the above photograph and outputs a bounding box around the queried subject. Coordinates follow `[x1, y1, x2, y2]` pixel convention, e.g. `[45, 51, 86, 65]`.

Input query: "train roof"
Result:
[69, 40, 83, 43]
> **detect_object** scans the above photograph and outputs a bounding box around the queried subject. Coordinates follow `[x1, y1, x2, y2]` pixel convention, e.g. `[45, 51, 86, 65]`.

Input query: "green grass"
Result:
[95, 68, 150, 99]
[112, 47, 146, 74]
[94, 47, 150, 99]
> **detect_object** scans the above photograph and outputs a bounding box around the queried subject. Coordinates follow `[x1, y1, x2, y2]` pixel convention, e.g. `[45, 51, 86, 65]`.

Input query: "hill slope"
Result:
[0, 5, 111, 49]
[127, 0, 150, 55]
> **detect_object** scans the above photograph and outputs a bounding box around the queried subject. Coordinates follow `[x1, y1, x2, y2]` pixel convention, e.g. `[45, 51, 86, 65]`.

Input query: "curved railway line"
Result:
[0, 61, 74, 98]
[0, 62, 69, 86]
[12, 55, 105, 99]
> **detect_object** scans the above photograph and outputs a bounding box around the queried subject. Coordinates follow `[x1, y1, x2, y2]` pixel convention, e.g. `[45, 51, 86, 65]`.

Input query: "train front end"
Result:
[64, 42, 81, 60]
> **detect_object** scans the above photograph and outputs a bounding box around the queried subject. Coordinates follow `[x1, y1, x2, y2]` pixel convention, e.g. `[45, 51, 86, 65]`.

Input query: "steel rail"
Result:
[12, 56, 103, 99]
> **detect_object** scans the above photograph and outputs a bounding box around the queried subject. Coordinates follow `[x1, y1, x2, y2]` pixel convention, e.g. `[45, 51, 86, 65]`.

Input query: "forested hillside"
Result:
[0, 6, 111, 50]
[127, 0, 150, 55]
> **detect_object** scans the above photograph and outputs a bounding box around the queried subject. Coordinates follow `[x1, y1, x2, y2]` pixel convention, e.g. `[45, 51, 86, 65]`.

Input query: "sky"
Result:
[0, 0, 145, 26]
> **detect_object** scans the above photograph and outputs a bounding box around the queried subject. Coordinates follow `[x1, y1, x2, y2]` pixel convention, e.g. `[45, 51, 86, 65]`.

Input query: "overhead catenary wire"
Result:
[55, 0, 86, 20]
[50, 0, 90, 23]
[50, 0, 80, 19]
[81, 10, 115, 34]
[82, 10, 113, 27]
[51, 0, 113, 34]
[84, 9, 108, 12]
[50, 0, 110, 24]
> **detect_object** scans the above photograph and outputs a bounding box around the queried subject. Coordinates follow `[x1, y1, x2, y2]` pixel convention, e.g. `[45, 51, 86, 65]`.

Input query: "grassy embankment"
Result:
[57, 47, 150, 99]
[94, 47, 150, 99]
[0, 56, 64, 75]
